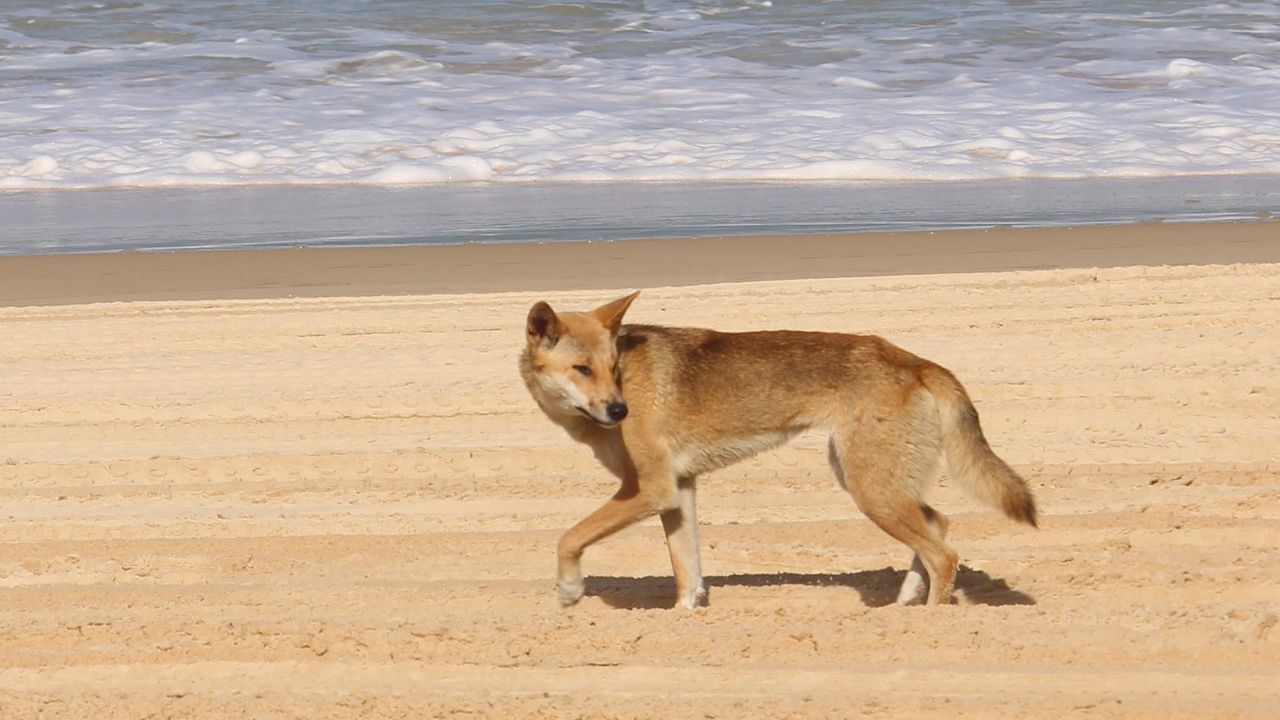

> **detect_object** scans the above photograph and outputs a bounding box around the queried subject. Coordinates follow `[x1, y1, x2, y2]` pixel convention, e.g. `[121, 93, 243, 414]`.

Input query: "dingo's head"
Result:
[522, 291, 640, 428]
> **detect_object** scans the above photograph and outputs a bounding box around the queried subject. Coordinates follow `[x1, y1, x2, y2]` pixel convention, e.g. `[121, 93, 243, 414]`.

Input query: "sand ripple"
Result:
[1, 263, 1277, 717]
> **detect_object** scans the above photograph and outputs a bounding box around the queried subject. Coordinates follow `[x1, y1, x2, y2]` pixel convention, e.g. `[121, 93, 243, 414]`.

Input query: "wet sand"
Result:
[1, 220, 1278, 306]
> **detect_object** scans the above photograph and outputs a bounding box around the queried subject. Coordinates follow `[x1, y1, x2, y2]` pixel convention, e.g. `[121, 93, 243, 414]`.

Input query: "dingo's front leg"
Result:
[556, 480, 676, 607]
[556, 554, 586, 608]
[660, 478, 706, 609]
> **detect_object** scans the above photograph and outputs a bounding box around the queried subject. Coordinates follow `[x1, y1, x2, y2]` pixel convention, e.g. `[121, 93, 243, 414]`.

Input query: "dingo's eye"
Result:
[573, 364, 593, 377]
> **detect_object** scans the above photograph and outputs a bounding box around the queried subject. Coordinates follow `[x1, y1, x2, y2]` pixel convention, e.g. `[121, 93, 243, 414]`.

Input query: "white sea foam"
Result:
[1, 1, 1279, 190]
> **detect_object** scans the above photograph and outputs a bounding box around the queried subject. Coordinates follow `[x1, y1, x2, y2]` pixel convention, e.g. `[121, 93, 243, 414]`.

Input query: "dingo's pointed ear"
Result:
[526, 301, 562, 349]
[593, 291, 640, 335]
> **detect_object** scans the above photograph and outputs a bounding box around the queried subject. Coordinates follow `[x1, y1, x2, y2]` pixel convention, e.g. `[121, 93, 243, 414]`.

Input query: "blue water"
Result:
[4, 176, 1278, 255]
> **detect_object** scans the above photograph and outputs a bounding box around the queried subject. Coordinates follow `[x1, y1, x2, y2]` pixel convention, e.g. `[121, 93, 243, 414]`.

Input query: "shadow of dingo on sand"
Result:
[585, 565, 1035, 610]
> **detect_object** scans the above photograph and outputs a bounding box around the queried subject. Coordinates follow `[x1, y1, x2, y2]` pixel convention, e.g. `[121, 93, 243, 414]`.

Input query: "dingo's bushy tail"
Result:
[922, 366, 1038, 527]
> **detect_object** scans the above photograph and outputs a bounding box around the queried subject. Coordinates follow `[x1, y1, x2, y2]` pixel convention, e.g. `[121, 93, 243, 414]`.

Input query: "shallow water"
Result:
[4, 176, 1278, 255]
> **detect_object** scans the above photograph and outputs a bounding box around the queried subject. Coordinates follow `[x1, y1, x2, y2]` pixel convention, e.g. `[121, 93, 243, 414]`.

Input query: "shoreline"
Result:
[5, 174, 1280, 256]
[1, 219, 1277, 307]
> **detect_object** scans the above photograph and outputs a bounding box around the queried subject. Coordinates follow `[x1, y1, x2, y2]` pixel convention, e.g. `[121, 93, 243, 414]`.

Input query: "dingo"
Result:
[520, 291, 1036, 608]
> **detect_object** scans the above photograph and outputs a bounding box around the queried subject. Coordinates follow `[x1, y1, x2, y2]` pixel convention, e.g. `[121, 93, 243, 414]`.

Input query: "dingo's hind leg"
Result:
[831, 394, 958, 605]
[660, 477, 707, 609]
[896, 504, 950, 605]
[843, 465, 957, 605]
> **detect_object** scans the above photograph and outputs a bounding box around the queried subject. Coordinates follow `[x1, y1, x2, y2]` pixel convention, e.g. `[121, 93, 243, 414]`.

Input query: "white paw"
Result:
[558, 579, 585, 607]
[896, 571, 927, 606]
[678, 584, 708, 609]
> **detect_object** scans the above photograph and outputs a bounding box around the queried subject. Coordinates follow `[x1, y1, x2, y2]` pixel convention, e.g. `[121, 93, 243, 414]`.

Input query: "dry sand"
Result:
[1, 222, 1278, 718]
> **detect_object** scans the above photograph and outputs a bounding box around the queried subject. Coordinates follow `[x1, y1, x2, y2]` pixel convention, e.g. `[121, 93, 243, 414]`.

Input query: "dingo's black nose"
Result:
[606, 401, 628, 422]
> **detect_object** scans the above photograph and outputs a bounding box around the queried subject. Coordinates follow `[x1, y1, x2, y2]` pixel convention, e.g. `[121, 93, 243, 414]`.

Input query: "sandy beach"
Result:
[2, 222, 1278, 718]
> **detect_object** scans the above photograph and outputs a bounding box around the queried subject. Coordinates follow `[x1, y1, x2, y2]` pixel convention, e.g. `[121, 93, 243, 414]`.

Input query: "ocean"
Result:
[2, 0, 1278, 252]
